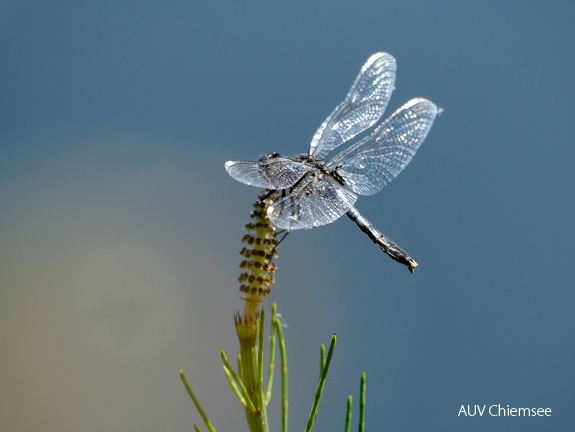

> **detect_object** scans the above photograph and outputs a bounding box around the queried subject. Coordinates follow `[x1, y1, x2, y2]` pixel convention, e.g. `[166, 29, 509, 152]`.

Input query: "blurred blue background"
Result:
[1, 1, 574, 431]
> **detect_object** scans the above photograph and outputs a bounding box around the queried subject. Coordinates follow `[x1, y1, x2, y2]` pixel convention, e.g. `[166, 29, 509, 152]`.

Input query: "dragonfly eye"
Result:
[257, 152, 281, 162]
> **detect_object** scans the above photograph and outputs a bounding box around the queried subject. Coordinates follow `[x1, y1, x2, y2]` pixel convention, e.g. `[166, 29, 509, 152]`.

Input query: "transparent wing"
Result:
[267, 173, 357, 230]
[309, 52, 397, 161]
[225, 157, 312, 189]
[327, 98, 439, 196]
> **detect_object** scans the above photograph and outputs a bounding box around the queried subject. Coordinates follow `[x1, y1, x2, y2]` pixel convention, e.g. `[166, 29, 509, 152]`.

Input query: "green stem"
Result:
[257, 308, 265, 406]
[305, 334, 337, 432]
[222, 363, 249, 409]
[236, 315, 269, 432]
[265, 304, 277, 405]
[359, 372, 366, 432]
[274, 308, 288, 432]
[345, 395, 352, 432]
[179, 370, 217, 432]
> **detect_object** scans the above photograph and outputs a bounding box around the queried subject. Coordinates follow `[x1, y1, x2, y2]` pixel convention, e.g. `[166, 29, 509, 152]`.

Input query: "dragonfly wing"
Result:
[309, 52, 397, 161]
[328, 98, 439, 196]
[267, 173, 357, 230]
[225, 157, 312, 189]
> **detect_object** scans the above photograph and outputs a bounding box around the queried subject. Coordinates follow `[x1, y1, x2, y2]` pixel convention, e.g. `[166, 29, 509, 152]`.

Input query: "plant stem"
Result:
[305, 334, 337, 432]
[359, 372, 366, 432]
[236, 313, 269, 432]
[179, 370, 217, 432]
[273, 308, 288, 432]
[345, 395, 352, 432]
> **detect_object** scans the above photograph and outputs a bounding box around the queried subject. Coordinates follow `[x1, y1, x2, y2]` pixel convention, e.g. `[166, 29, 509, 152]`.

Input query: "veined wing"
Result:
[309, 52, 397, 161]
[225, 156, 312, 189]
[327, 98, 438, 196]
[267, 173, 357, 230]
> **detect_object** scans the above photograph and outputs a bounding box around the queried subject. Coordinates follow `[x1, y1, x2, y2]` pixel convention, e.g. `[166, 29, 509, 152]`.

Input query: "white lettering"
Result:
[458, 405, 486, 416]
[487, 404, 552, 417]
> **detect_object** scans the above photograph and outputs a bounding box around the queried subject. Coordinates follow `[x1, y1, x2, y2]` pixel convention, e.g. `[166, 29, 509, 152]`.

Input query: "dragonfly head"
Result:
[259, 152, 282, 161]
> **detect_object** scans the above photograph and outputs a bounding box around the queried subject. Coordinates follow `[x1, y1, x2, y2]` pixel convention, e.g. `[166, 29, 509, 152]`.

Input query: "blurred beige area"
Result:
[0, 131, 245, 431]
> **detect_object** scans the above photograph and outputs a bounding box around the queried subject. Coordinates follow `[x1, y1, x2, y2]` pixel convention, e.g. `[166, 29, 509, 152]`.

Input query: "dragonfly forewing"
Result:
[225, 157, 313, 189]
[309, 52, 397, 161]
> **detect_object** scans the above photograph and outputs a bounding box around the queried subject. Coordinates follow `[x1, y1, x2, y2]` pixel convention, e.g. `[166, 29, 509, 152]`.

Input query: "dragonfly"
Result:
[225, 52, 439, 272]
